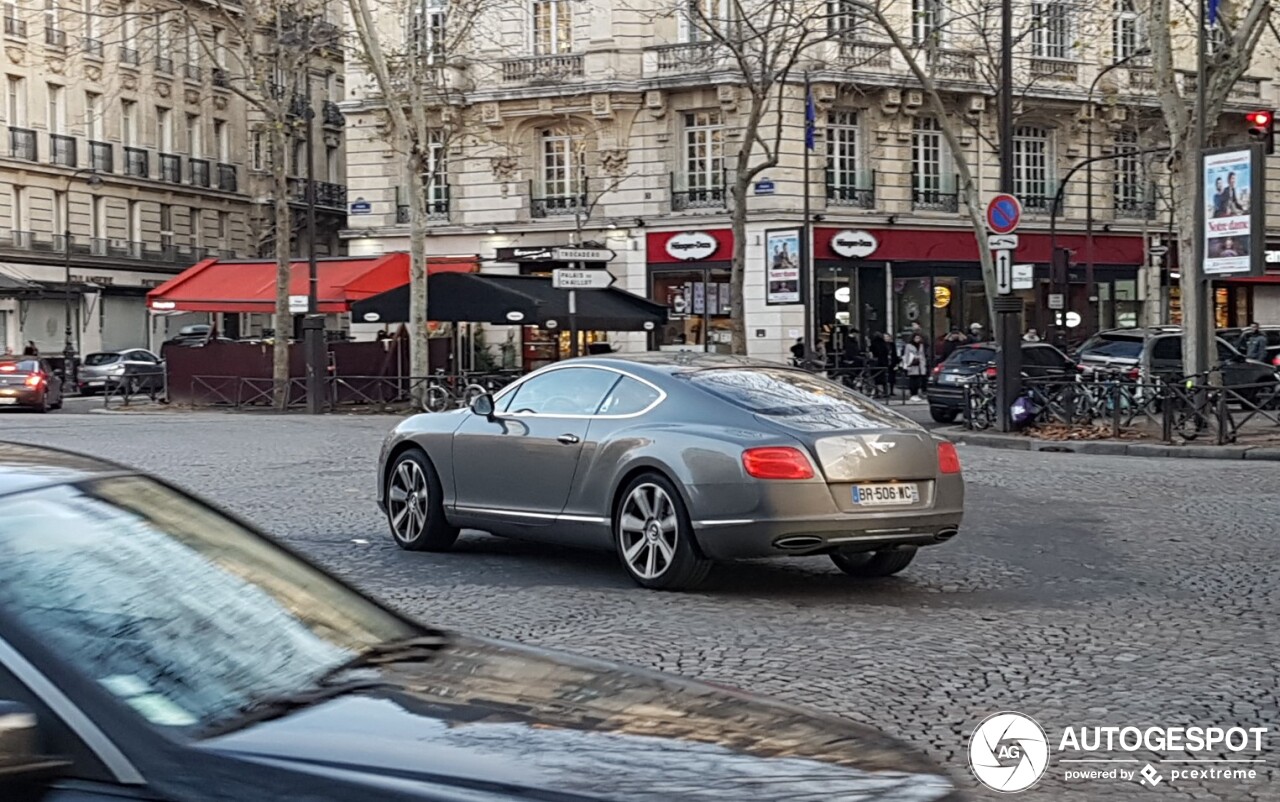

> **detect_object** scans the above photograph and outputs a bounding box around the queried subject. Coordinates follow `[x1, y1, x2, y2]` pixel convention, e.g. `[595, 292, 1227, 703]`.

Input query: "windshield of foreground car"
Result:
[0, 476, 418, 734]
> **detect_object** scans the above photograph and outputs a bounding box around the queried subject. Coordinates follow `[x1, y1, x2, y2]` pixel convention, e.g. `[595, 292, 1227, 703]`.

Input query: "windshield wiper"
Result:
[315, 633, 450, 686]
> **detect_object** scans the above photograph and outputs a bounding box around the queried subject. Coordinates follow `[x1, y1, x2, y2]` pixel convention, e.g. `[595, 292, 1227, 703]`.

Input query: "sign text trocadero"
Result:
[664, 231, 718, 260]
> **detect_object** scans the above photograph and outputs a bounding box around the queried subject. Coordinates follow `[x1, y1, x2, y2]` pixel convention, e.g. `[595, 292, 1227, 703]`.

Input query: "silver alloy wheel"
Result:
[387, 458, 430, 543]
[618, 483, 678, 579]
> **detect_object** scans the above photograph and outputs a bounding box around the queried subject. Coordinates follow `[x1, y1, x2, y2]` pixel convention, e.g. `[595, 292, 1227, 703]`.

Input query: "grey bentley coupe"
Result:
[377, 353, 964, 590]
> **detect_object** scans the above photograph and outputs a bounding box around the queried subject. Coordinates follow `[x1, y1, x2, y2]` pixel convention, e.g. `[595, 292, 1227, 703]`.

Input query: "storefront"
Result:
[812, 227, 1145, 354]
[1209, 243, 1280, 325]
[645, 230, 735, 352]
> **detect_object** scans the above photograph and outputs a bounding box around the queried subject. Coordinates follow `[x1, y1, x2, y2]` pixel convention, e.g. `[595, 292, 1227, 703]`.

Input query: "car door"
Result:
[1020, 345, 1064, 379]
[127, 351, 161, 392]
[1215, 338, 1269, 387]
[1147, 335, 1183, 379]
[450, 366, 620, 523]
[39, 359, 61, 404]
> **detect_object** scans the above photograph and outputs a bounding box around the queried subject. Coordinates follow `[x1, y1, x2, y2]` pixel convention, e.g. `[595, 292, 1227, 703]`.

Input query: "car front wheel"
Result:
[385, 449, 458, 552]
[614, 474, 710, 591]
[830, 547, 917, 577]
[930, 407, 958, 423]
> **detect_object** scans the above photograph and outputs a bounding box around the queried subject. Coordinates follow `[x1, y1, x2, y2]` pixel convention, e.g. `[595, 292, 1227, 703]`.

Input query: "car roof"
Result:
[0, 441, 132, 497]
[563, 352, 796, 378]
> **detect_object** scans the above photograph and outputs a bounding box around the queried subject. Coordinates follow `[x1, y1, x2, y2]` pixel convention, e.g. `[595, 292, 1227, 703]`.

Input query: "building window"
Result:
[90, 196, 105, 241]
[1013, 125, 1052, 210]
[292, 139, 305, 177]
[11, 186, 26, 233]
[426, 136, 446, 209]
[121, 100, 136, 146]
[46, 83, 63, 133]
[1031, 0, 1073, 60]
[127, 200, 141, 242]
[531, 0, 571, 55]
[53, 190, 66, 234]
[212, 26, 225, 68]
[190, 207, 203, 249]
[7, 75, 25, 126]
[156, 106, 172, 151]
[214, 119, 228, 162]
[826, 110, 866, 204]
[1112, 0, 1143, 60]
[826, 0, 864, 38]
[682, 110, 723, 195]
[215, 210, 228, 239]
[913, 0, 944, 47]
[85, 91, 101, 140]
[44, 0, 60, 34]
[409, 0, 445, 57]
[159, 203, 173, 250]
[186, 113, 200, 156]
[251, 131, 268, 171]
[539, 128, 583, 203]
[326, 144, 339, 183]
[82, 0, 96, 40]
[680, 0, 727, 43]
[1113, 130, 1148, 215]
[121, 0, 135, 42]
[912, 116, 949, 195]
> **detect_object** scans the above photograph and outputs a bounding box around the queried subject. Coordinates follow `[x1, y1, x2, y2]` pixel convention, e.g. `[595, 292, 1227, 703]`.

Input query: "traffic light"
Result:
[1245, 109, 1274, 154]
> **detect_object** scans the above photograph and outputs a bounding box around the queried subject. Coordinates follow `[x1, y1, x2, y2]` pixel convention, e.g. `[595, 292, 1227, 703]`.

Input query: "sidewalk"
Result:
[946, 426, 1280, 461]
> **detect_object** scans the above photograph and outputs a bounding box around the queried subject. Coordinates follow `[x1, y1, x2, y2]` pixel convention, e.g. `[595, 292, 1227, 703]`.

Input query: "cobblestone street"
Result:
[5, 410, 1276, 801]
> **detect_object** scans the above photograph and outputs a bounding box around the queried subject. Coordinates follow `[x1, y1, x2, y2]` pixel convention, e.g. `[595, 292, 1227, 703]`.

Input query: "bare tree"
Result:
[674, 0, 842, 354]
[345, 0, 491, 398]
[175, 0, 337, 409]
[1146, 0, 1271, 371]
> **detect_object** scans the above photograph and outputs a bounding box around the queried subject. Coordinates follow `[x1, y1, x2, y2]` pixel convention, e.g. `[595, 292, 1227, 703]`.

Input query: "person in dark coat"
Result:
[21, 341, 37, 356]
[869, 331, 895, 398]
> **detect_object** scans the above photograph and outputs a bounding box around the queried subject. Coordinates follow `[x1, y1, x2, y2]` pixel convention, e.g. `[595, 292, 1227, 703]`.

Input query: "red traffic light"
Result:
[1247, 110, 1273, 127]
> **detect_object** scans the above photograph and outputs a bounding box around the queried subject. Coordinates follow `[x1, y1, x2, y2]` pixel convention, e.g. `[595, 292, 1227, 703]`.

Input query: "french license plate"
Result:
[852, 483, 919, 506]
[940, 374, 958, 383]
[0, 397, 17, 405]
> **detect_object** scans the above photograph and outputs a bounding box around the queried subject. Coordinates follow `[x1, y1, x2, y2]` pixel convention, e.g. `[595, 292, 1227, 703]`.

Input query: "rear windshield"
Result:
[0, 360, 39, 372]
[84, 353, 121, 366]
[686, 367, 913, 429]
[945, 347, 996, 365]
[1078, 335, 1144, 359]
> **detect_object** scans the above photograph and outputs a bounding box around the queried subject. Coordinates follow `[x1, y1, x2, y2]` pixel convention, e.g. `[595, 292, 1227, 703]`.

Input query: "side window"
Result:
[502, 367, 619, 416]
[1020, 347, 1049, 367]
[1151, 337, 1181, 362]
[0, 658, 113, 781]
[39, 360, 53, 374]
[1216, 339, 1238, 361]
[598, 376, 661, 416]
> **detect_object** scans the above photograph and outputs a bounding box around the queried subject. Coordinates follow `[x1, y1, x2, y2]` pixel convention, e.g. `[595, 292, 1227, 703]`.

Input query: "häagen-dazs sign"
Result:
[665, 231, 719, 260]
[830, 230, 879, 259]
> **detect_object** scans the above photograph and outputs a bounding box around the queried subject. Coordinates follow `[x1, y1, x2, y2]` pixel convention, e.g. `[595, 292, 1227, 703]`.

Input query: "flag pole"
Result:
[803, 71, 816, 363]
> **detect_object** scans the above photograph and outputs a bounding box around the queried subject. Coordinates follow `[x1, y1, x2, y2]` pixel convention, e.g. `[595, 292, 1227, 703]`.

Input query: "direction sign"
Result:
[552, 247, 615, 262]
[1012, 263, 1034, 290]
[986, 194, 1023, 235]
[553, 269, 615, 290]
[995, 249, 1013, 295]
[989, 234, 1019, 250]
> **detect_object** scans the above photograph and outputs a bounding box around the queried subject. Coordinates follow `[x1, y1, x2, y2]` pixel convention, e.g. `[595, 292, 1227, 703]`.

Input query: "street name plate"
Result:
[552, 269, 615, 290]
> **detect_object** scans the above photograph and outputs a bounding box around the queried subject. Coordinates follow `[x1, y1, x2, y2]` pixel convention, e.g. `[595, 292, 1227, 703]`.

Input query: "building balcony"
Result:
[155, 55, 174, 74]
[184, 63, 202, 82]
[4, 16, 26, 38]
[190, 158, 211, 188]
[9, 127, 36, 161]
[322, 100, 344, 128]
[89, 141, 113, 172]
[1019, 186, 1058, 214]
[44, 26, 66, 48]
[124, 146, 149, 178]
[912, 177, 959, 212]
[287, 178, 347, 210]
[498, 54, 584, 85]
[396, 186, 450, 223]
[928, 49, 977, 80]
[159, 153, 182, 183]
[0, 230, 212, 265]
[1029, 58, 1079, 82]
[82, 36, 103, 58]
[1115, 191, 1157, 220]
[826, 171, 876, 210]
[645, 42, 722, 74]
[120, 47, 139, 66]
[217, 162, 237, 192]
[1230, 77, 1263, 101]
[837, 40, 893, 69]
[49, 134, 76, 167]
[212, 68, 230, 88]
[530, 185, 586, 218]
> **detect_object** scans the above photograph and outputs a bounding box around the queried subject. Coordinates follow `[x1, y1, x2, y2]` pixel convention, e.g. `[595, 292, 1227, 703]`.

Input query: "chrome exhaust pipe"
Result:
[774, 536, 824, 550]
[934, 528, 959, 542]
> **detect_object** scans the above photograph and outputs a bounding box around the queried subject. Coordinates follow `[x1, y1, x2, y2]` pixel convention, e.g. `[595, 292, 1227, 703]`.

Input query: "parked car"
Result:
[1218, 325, 1280, 367]
[77, 349, 163, 396]
[163, 324, 233, 348]
[0, 442, 962, 802]
[924, 341, 1076, 423]
[378, 353, 964, 590]
[0, 357, 62, 412]
[1075, 328, 1277, 395]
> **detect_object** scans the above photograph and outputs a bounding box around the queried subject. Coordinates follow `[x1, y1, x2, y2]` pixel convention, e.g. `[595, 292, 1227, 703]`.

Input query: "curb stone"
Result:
[944, 428, 1280, 461]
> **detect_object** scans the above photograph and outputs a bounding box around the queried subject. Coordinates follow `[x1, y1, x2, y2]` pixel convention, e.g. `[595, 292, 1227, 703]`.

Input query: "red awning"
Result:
[146, 253, 476, 313]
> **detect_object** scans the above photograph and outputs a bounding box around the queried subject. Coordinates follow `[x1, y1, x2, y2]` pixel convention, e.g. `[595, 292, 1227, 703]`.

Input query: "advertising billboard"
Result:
[1203, 145, 1265, 276]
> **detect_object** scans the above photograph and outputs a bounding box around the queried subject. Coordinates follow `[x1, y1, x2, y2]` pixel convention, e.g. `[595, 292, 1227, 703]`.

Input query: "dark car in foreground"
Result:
[378, 353, 965, 590]
[0, 443, 961, 802]
[0, 358, 62, 412]
[925, 342, 1076, 423]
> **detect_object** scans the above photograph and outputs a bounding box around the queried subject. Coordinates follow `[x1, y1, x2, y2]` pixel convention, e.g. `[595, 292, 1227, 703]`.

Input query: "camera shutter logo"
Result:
[968, 712, 1050, 793]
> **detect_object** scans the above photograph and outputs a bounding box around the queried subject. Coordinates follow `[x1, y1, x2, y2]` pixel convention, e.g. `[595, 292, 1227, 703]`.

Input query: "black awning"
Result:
[351, 272, 668, 331]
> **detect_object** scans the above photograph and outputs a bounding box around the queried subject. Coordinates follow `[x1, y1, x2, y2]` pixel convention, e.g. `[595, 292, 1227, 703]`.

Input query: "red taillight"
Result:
[938, 442, 962, 474]
[0, 364, 15, 372]
[1125, 367, 1140, 380]
[24, 373, 42, 387]
[742, 447, 815, 480]
[984, 366, 997, 378]
[931, 363, 943, 376]
[1272, 354, 1280, 367]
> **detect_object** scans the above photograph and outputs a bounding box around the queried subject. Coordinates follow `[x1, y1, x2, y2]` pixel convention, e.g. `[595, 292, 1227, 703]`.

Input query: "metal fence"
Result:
[184, 371, 522, 413]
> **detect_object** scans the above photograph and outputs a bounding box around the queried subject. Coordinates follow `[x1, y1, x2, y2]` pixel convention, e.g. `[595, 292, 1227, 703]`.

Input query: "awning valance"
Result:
[145, 253, 477, 314]
[351, 272, 668, 331]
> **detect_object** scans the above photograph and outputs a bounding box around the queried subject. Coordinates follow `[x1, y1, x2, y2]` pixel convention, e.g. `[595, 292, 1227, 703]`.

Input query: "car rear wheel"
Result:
[930, 407, 958, 423]
[614, 474, 710, 591]
[385, 449, 458, 552]
[830, 547, 917, 577]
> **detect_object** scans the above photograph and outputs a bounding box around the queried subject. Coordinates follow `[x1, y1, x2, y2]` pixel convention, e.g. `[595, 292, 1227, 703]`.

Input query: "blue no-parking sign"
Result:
[986, 194, 1022, 235]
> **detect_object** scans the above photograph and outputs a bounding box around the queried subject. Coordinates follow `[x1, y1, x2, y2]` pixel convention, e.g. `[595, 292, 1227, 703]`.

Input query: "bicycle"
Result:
[963, 378, 997, 430]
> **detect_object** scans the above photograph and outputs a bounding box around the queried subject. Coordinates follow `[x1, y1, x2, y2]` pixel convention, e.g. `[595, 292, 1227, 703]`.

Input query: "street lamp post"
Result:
[62, 168, 102, 388]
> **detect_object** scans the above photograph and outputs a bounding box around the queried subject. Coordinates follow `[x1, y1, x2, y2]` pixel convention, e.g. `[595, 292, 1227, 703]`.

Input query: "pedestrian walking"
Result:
[869, 331, 892, 397]
[968, 322, 986, 343]
[903, 333, 928, 403]
[1023, 328, 1041, 342]
[1237, 322, 1268, 362]
[21, 341, 37, 356]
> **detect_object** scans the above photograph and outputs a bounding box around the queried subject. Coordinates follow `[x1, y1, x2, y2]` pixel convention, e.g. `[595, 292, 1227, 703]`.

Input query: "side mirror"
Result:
[469, 393, 496, 420]
[0, 701, 70, 780]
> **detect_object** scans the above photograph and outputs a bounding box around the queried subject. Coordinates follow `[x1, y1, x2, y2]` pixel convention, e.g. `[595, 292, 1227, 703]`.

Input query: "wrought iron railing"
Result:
[89, 140, 112, 172]
[44, 26, 66, 47]
[911, 175, 958, 212]
[9, 127, 36, 161]
[160, 153, 181, 183]
[81, 36, 103, 57]
[190, 158, 211, 188]
[125, 146, 149, 178]
[826, 170, 876, 209]
[49, 134, 76, 167]
[120, 46, 139, 66]
[217, 163, 237, 192]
